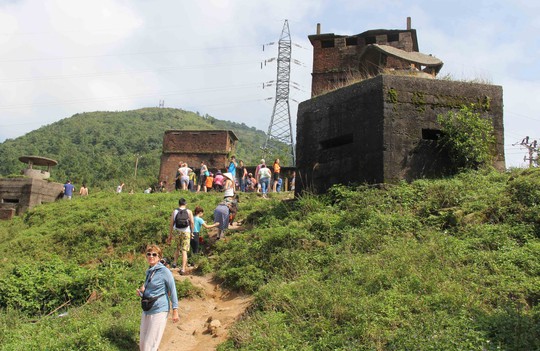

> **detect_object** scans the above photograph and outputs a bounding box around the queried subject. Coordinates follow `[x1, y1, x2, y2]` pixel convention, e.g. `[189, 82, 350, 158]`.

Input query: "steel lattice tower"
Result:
[263, 20, 295, 166]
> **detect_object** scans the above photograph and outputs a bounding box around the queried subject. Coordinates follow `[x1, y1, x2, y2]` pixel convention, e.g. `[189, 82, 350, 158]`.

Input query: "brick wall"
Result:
[310, 29, 418, 97]
[158, 130, 237, 191]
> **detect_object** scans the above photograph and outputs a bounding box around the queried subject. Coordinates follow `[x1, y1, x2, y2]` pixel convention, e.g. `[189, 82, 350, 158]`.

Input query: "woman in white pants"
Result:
[137, 244, 180, 350]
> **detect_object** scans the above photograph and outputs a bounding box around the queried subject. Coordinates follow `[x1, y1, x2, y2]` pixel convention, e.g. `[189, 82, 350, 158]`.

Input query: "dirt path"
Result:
[160, 224, 252, 350]
[159, 272, 252, 351]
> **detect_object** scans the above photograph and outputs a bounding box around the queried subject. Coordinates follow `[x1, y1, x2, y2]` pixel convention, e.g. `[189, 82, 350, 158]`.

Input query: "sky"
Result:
[0, 0, 539, 168]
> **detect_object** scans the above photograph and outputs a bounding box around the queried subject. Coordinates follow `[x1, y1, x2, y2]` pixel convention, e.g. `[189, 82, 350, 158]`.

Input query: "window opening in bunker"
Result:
[320, 134, 354, 149]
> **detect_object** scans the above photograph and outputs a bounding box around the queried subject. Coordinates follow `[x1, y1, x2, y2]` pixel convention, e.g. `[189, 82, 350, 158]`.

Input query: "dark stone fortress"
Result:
[295, 19, 504, 194]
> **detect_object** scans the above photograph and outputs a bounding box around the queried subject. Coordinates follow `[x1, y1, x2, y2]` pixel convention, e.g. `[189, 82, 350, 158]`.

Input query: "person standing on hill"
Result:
[222, 172, 235, 199]
[179, 163, 192, 191]
[63, 180, 75, 200]
[188, 170, 197, 192]
[174, 162, 182, 191]
[227, 156, 237, 181]
[213, 171, 224, 192]
[257, 164, 272, 198]
[197, 161, 209, 192]
[138, 244, 179, 351]
[205, 172, 214, 192]
[167, 198, 194, 275]
[272, 158, 281, 192]
[238, 160, 248, 192]
[79, 183, 89, 196]
[255, 159, 265, 193]
[116, 182, 124, 194]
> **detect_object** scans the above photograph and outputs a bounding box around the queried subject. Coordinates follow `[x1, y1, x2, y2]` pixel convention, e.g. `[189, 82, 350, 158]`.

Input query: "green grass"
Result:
[2, 169, 540, 350]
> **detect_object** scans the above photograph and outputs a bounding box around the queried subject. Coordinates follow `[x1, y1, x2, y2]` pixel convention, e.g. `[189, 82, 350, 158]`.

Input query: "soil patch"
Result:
[159, 268, 252, 350]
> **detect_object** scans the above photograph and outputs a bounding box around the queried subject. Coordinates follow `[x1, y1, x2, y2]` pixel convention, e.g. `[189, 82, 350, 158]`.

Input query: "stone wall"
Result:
[296, 74, 504, 194]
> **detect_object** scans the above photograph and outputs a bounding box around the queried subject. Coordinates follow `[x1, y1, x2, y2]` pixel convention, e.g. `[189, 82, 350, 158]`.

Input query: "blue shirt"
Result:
[228, 162, 236, 177]
[64, 183, 74, 197]
[194, 216, 204, 233]
[142, 262, 179, 315]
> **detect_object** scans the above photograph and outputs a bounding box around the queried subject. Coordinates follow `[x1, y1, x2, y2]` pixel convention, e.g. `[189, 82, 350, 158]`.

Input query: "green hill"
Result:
[0, 108, 284, 188]
[1, 168, 540, 350]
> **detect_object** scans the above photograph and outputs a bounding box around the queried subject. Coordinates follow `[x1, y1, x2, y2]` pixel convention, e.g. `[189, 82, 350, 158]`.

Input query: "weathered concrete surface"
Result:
[296, 74, 504, 194]
[0, 177, 64, 216]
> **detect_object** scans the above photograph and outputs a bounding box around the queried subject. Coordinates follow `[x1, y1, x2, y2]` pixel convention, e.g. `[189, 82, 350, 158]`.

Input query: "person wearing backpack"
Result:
[167, 198, 194, 275]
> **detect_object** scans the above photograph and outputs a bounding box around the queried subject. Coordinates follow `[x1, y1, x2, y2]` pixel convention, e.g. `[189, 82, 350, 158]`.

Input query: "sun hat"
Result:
[223, 172, 234, 181]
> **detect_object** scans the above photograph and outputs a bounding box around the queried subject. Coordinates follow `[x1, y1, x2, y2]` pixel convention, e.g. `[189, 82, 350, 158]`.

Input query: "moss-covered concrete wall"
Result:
[296, 74, 504, 194]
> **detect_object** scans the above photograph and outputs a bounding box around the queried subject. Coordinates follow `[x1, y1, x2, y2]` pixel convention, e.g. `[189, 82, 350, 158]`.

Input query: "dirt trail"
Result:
[159, 272, 252, 351]
[160, 224, 252, 350]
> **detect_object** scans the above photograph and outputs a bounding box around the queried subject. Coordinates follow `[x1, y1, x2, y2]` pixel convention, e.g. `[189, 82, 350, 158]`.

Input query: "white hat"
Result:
[223, 172, 234, 181]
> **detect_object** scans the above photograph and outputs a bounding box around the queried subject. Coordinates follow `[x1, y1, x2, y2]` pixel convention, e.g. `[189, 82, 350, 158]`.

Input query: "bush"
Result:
[0, 257, 93, 316]
[437, 104, 496, 171]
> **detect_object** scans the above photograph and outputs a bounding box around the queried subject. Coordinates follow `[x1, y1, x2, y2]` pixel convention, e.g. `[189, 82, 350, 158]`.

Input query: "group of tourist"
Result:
[170, 157, 295, 197]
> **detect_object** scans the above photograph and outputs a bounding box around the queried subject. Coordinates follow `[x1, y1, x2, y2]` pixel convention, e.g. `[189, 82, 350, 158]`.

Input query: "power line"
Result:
[0, 83, 262, 110]
[0, 45, 260, 63]
[0, 60, 259, 83]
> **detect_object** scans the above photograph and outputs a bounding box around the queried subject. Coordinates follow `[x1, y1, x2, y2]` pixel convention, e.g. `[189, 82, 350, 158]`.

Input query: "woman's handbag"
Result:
[141, 294, 164, 311]
[140, 269, 164, 312]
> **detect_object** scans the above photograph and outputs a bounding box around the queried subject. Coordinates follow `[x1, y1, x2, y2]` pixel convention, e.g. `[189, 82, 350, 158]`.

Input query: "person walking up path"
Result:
[167, 198, 194, 275]
[192, 206, 219, 254]
[63, 180, 75, 200]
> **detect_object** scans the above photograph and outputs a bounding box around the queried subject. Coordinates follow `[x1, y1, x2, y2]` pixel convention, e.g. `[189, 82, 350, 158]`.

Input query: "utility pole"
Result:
[134, 154, 141, 179]
[263, 19, 295, 166]
[514, 136, 538, 167]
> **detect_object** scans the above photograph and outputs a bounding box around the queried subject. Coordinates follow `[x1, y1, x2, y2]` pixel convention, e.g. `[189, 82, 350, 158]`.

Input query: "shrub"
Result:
[0, 257, 93, 316]
[437, 104, 496, 171]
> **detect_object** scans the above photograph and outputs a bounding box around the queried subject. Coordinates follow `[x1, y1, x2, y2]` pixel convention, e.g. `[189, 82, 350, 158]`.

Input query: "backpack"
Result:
[175, 208, 190, 228]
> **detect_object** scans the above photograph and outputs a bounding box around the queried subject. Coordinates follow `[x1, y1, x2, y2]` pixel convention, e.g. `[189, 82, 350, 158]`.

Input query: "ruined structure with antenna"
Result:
[295, 18, 505, 194]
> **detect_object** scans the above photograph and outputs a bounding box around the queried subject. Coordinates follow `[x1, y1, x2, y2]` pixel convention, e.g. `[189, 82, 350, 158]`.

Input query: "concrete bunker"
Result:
[0, 156, 64, 219]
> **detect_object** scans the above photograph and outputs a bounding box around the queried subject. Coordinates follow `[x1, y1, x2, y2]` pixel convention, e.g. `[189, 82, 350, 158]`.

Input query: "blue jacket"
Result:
[142, 262, 178, 315]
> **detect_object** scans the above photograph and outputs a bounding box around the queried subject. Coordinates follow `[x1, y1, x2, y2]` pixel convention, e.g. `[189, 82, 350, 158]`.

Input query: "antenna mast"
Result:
[263, 19, 295, 165]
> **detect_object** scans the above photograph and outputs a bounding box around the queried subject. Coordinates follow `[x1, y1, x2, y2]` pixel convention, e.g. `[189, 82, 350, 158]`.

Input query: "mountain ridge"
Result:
[0, 107, 276, 188]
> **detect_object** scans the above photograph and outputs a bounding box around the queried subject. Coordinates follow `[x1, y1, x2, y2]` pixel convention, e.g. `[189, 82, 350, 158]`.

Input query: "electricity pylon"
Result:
[263, 19, 295, 166]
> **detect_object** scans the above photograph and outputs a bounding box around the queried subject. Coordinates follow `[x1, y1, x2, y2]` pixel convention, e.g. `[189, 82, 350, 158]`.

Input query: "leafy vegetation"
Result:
[0, 108, 281, 189]
[437, 105, 496, 171]
[215, 169, 540, 350]
[0, 191, 226, 350]
[1, 169, 540, 350]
